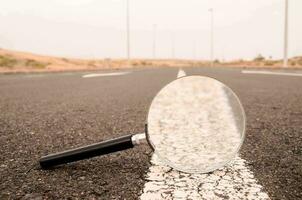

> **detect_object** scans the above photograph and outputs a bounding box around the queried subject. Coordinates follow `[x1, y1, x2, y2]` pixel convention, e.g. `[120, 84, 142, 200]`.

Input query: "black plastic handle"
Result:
[39, 134, 134, 169]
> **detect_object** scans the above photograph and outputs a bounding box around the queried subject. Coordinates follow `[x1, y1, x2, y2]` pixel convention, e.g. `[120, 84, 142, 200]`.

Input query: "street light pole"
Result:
[209, 8, 214, 66]
[153, 24, 157, 59]
[193, 40, 197, 60]
[283, 0, 289, 68]
[126, 0, 130, 63]
[171, 32, 175, 59]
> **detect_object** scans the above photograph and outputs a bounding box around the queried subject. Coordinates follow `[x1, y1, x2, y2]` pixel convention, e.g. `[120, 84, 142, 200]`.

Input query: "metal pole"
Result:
[193, 40, 197, 60]
[153, 24, 157, 59]
[209, 8, 214, 66]
[171, 32, 175, 59]
[283, 0, 288, 67]
[126, 0, 130, 63]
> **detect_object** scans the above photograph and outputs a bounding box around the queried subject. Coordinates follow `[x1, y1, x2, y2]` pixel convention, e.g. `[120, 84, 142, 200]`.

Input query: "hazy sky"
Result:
[0, 0, 301, 60]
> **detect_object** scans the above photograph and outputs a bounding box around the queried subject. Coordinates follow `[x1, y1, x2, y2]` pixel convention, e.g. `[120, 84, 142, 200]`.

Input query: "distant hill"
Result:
[0, 48, 301, 73]
[226, 56, 302, 68]
[0, 48, 111, 73]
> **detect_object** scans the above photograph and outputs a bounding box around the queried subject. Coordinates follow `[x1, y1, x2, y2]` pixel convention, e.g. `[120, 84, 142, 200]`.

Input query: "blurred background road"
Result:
[0, 67, 301, 199]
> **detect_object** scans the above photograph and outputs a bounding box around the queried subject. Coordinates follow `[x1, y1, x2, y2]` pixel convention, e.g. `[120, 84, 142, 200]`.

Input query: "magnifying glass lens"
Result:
[147, 76, 245, 173]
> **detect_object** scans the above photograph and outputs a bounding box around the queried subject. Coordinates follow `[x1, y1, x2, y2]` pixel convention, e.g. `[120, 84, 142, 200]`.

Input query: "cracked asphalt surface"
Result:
[0, 67, 301, 199]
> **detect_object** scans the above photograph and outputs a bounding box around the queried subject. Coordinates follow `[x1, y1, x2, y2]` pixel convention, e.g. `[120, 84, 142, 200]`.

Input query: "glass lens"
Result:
[147, 76, 245, 173]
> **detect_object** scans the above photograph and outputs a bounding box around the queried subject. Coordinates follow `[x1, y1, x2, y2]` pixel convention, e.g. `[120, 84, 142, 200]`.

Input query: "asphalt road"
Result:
[0, 67, 301, 199]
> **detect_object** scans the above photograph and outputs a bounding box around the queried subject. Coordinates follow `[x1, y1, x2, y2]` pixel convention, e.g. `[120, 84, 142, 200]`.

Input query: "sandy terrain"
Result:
[0, 48, 301, 73]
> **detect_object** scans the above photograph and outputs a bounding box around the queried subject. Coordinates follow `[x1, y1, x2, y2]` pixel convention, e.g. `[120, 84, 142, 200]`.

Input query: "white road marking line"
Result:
[140, 69, 270, 200]
[242, 70, 302, 77]
[141, 155, 270, 200]
[82, 71, 131, 78]
[177, 69, 186, 78]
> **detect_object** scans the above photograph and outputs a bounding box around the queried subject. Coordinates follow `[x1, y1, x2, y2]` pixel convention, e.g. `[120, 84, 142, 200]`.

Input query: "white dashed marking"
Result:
[177, 69, 186, 78]
[242, 70, 302, 77]
[140, 69, 270, 200]
[82, 71, 130, 78]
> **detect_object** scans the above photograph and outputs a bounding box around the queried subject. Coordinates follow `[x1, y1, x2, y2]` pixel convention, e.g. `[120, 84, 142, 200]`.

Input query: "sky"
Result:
[0, 0, 301, 60]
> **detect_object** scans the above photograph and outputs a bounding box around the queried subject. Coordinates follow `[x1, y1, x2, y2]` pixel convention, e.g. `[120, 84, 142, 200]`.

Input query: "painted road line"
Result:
[140, 69, 270, 200]
[242, 70, 302, 77]
[82, 71, 131, 78]
[177, 69, 186, 78]
[141, 155, 270, 200]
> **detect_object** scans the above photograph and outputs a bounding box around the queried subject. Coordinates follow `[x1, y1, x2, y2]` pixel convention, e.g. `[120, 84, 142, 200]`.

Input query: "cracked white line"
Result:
[141, 155, 270, 200]
[82, 71, 130, 78]
[140, 69, 270, 200]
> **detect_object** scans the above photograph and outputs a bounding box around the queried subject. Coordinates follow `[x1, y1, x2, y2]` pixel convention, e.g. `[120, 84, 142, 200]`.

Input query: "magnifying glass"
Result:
[40, 75, 245, 173]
